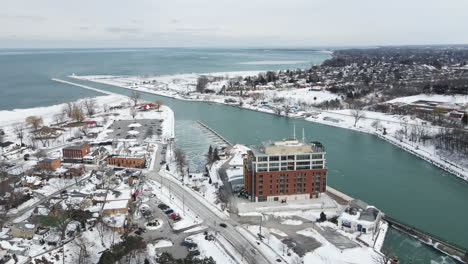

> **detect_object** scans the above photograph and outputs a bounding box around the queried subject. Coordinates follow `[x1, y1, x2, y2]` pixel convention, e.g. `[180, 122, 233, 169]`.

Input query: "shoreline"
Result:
[64, 76, 468, 183]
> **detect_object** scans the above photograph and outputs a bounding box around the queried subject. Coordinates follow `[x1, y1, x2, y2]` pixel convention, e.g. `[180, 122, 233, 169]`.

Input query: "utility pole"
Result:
[182, 191, 185, 216]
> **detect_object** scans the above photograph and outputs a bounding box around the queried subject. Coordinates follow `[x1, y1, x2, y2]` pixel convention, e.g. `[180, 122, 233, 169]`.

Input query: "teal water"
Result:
[0, 48, 328, 110]
[0, 48, 466, 263]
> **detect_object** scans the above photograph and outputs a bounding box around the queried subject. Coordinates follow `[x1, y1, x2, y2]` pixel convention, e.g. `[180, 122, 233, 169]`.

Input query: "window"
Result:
[281, 156, 287, 161]
[313, 160, 323, 165]
[258, 156, 268, 162]
[296, 154, 310, 160]
[312, 154, 323, 159]
[269, 163, 279, 167]
[270, 167, 279, 171]
[287, 155, 295, 160]
[269, 156, 279, 161]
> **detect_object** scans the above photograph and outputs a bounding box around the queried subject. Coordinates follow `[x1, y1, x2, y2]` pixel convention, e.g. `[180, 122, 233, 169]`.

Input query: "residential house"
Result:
[10, 222, 37, 239]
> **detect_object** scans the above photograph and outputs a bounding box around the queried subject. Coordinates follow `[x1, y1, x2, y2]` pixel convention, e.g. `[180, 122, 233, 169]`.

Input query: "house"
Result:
[62, 166, 85, 178]
[83, 147, 108, 164]
[21, 176, 42, 189]
[337, 200, 382, 235]
[102, 213, 128, 233]
[102, 200, 129, 215]
[37, 158, 61, 171]
[62, 144, 90, 163]
[11, 222, 37, 239]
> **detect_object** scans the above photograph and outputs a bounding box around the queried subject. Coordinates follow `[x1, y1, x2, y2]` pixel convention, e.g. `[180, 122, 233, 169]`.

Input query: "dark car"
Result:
[135, 230, 142, 235]
[158, 203, 168, 209]
[164, 209, 174, 215]
[173, 216, 181, 221]
[219, 223, 227, 228]
[181, 241, 197, 248]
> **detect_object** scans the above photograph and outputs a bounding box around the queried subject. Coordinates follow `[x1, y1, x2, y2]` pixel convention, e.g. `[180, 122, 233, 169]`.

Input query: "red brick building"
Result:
[62, 144, 90, 162]
[107, 155, 146, 168]
[244, 139, 327, 202]
[38, 158, 61, 171]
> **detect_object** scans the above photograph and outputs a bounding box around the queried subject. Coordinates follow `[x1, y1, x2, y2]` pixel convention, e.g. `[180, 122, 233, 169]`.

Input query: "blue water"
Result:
[0, 48, 329, 110]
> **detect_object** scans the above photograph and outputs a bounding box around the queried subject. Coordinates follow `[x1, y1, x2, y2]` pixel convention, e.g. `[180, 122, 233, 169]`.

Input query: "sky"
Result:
[1, 0, 468, 48]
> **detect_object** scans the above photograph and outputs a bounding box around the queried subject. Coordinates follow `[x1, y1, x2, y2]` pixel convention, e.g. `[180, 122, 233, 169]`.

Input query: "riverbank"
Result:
[68, 75, 468, 182]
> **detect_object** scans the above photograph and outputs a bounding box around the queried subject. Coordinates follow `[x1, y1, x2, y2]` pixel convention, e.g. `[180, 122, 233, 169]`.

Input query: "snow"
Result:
[190, 233, 246, 264]
[103, 200, 128, 210]
[298, 227, 381, 264]
[387, 94, 468, 105]
[281, 219, 303, 225]
[228, 144, 250, 167]
[183, 225, 208, 233]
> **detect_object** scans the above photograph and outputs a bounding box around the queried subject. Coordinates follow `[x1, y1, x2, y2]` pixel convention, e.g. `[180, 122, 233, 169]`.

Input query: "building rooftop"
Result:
[250, 139, 325, 156]
[63, 144, 88, 150]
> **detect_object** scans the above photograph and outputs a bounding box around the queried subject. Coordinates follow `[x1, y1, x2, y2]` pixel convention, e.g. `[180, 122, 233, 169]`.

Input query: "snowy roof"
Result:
[128, 123, 142, 128]
[103, 200, 128, 210]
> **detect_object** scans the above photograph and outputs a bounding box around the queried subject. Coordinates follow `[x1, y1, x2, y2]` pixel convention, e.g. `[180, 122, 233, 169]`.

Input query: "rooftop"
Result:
[63, 144, 88, 150]
[250, 139, 325, 156]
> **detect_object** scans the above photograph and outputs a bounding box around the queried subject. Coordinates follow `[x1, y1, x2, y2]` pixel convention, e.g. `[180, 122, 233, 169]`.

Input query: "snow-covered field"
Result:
[387, 94, 468, 104]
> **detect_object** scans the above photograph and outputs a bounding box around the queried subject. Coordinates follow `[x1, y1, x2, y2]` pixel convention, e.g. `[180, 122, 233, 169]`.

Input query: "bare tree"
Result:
[25, 116, 43, 130]
[72, 236, 92, 264]
[351, 109, 365, 127]
[371, 120, 381, 131]
[64, 102, 74, 118]
[155, 100, 164, 112]
[130, 91, 141, 107]
[83, 98, 97, 117]
[34, 149, 47, 160]
[54, 111, 66, 124]
[71, 105, 85, 122]
[174, 148, 187, 177]
[13, 124, 26, 145]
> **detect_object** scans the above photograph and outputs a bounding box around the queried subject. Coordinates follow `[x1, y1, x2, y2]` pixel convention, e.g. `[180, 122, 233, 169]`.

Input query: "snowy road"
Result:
[147, 169, 271, 264]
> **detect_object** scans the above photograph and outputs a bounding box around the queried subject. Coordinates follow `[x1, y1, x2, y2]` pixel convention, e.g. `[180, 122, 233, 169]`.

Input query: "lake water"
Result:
[0, 48, 465, 263]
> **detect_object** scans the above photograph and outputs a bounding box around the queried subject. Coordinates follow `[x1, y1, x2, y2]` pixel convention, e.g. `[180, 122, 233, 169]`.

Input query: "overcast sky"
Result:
[1, 0, 468, 48]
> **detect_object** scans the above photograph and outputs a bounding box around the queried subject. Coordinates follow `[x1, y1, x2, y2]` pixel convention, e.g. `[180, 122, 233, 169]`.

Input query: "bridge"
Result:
[383, 215, 468, 263]
[195, 120, 232, 147]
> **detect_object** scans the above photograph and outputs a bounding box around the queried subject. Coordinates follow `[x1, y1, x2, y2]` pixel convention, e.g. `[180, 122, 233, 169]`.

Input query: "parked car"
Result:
[164, 209, 174, 215]
[168, 213, 179, 219]
[173, 216, 181, 221]
[158, 203, 168, 209]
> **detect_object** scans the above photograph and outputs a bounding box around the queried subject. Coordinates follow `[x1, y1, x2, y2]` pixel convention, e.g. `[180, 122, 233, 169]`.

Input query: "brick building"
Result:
[62, 144, 90, 162]
[244, 139, 327, 202]
[107, 155, 146, 168]
[38, 158, 61, 171]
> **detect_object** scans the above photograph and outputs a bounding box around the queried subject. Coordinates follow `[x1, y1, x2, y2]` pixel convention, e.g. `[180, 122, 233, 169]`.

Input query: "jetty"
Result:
[195, 120, 232, 147]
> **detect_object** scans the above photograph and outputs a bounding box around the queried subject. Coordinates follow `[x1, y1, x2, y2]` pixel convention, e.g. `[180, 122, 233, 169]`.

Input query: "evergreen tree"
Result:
[207, 145, 213, 164]
[213, 148, 220, 161]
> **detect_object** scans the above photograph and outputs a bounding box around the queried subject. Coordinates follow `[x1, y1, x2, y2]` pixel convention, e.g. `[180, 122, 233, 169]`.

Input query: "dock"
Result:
[195, 120, 232, 147]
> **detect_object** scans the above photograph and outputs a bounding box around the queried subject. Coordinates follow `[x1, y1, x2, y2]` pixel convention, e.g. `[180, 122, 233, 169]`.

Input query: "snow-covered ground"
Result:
[387, 94, 468, 105]
[298, 227, 381, 264]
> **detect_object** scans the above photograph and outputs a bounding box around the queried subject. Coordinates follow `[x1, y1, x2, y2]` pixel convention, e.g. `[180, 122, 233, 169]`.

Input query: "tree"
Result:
[13, 124, 26, 145]
[155, 100, 164, 111]
[70, 106, 85, 122]
[83, 98, 97, 117]
[350, 109, 365, 127]
[207, 145, 213, 165]
[174, 148, 187, 177]
[25, 116, 43, 130]
[213, 148, 220, 162]
[130, 91, 141, 107]
[196, 76, 209, 93]
[319, 211, 327, 222]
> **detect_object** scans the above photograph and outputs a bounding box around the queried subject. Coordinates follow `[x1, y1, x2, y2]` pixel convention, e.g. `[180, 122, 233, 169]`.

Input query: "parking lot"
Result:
[107, 119, 163, 140]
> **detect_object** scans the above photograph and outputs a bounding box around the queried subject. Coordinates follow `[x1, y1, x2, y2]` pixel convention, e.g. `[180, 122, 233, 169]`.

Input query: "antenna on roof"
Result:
[302, 128, 305, 142]
[293, 124, 296, 140]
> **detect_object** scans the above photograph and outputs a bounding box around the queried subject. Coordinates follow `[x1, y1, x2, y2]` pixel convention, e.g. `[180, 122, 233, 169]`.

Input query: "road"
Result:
[147, 168, 271, 264]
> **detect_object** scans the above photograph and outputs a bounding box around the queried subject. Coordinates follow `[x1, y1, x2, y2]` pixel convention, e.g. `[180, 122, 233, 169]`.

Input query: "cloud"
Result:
[2, 14, 47, 22]
[106, 27, 141, 34]
[170, 19, 181, 24]
[79, 27, 91, 31]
